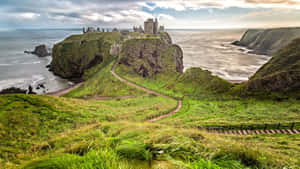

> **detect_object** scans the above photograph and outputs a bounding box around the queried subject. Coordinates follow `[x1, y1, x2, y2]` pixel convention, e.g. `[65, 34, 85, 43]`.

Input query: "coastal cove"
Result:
[0, 29, 270, 94]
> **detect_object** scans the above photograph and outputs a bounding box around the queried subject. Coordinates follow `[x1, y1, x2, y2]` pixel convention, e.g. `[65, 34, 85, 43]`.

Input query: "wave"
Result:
[0, 74, 45, 91]
[0, 61, 41, 66]
[21, 61, 41, 65]
[0, 63, 14, 66]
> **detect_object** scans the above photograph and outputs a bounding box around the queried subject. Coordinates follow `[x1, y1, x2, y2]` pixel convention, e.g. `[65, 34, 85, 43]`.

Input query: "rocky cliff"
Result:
[234, 28, 300, 55]
[246, 38, 300, 92]
[50, 32, 121, 80]
[119, 36, 183, 77]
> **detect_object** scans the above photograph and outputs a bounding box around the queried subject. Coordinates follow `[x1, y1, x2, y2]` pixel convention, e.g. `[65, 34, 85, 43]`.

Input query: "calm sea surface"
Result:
[169, 29, 270, 81]
[0, 29, 270, 93]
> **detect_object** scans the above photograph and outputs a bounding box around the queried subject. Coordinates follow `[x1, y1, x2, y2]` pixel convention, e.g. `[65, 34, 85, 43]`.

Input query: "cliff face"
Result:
[246, 38, 300, 92]
[51, 32, 121, 80]
[235, 28, 300, 56]
[119, 37, 183, 77]
[51, 31, 183, 80]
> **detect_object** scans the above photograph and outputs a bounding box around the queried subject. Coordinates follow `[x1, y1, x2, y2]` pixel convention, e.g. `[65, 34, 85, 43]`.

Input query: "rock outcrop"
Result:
[159, 32, 172, 44]
[0, 86, 36, 94]
[233, 28, 300, 56]
[50, 32, 121, 80]
[246, 38, 300, 92]
[119, 36, 183, 77]
[25, 44, 51, 57]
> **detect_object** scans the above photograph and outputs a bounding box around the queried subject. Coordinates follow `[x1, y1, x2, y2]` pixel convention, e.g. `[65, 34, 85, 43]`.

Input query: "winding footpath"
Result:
[110, 65, 182, 122]
[48, 65, 299, 134]
[48, 82, 84, 96]
[48, 64, 182, 122]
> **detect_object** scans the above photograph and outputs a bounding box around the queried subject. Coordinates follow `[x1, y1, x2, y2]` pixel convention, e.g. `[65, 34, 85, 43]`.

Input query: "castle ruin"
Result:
[83, 18, 164, 35]
[144, 18, 158, 34]
[133, 18, 164, 34]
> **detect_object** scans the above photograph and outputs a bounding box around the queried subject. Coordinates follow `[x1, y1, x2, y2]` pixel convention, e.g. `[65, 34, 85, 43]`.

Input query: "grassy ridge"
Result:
[64, 61, 144, 98]
[115, 65, 232, 99]
[115, 63, 300, 127]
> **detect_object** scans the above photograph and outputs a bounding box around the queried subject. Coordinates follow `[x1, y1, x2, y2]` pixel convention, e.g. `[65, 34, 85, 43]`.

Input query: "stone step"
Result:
[292, 129, 299, 134]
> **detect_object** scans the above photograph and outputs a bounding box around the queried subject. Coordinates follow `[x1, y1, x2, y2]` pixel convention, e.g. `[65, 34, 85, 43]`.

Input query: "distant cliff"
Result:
[245, 38, 300, 92]
[234, 28, 300, 56]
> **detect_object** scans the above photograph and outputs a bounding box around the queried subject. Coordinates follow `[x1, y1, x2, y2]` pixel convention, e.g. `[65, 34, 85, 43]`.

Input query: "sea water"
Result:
[169, 29, 270, 81]
[0, 29, 81, 93]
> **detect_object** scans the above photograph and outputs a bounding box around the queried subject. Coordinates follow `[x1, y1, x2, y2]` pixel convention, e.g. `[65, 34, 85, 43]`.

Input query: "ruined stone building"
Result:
[144, 18, 158, 34]
[159, 26, 165, 32]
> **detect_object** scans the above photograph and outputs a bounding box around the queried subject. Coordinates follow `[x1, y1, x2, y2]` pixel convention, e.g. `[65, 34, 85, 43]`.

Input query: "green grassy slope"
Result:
[115, 62, 300, 127]
[64, 61, 144, 98]
[0, 94, 177, 168]
[115, 65, 232, 99]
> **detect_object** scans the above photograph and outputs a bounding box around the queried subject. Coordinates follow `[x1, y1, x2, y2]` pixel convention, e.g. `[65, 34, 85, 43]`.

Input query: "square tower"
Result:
[144, 18, 154, 34]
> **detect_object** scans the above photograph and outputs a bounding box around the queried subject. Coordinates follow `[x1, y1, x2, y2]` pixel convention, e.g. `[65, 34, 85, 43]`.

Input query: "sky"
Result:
[1, 0, 300, 29]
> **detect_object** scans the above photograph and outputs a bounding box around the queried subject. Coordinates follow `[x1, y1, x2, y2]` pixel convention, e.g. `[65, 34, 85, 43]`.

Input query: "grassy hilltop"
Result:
[1, 31, 300, 169]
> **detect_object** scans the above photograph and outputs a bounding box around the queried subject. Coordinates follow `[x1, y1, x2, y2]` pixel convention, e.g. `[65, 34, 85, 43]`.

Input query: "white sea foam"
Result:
[21, 61, 41, 65]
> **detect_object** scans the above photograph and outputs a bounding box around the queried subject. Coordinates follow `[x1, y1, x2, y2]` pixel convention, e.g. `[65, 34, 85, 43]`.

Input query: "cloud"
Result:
[19, 12, 40, 19]
[1, 0, 300, 28]
[147, 0, 300, 10]
[158, 14, 175, 20]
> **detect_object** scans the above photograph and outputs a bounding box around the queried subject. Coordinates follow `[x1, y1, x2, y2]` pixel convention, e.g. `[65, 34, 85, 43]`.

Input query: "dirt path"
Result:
[110, 66, 182, 122]
[48, 82, 83, 96]
[84, 95, 146, 101]
[47, 65, 299, 134]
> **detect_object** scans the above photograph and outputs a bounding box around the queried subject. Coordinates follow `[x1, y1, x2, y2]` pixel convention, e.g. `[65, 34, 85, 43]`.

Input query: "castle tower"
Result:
[154, 18, 158, 34]
[144, 18, 154, 34]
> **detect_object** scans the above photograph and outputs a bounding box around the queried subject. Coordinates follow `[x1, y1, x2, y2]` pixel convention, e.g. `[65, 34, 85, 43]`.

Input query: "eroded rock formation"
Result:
[50, 32, 121, 80]
[119, 36, 183, 77]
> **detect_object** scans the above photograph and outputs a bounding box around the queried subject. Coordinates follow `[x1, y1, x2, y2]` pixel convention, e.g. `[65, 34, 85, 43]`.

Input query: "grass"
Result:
[0, 94, 177, 167]
[64, 61, 144, 98]
[161, 98, 300, 127]
[115, 65, 232, 100]
[115, 63, 300, 127]
[16, 122, 300, 169]
[1, 94, 299, 168]
[1, 32, 300, 169]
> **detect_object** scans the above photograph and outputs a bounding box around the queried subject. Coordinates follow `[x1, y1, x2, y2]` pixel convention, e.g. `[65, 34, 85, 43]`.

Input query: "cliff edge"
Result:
[234, 28, 300, 56]
[119, 36, 183, 77]
[50, 32, 121, 80]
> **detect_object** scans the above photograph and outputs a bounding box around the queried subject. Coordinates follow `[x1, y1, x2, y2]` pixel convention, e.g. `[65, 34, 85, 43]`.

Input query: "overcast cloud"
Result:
[1, 0, 300, 29]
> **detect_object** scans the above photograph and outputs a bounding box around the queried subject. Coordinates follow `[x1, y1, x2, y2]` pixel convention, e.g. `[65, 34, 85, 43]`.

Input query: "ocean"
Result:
[0, 29, 81, 93]
[169, 29, 270, 81]
[0, 29, 270, 93]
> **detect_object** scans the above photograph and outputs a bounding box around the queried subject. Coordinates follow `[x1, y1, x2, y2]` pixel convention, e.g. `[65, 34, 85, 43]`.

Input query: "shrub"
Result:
[116, 142, 152, 161]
